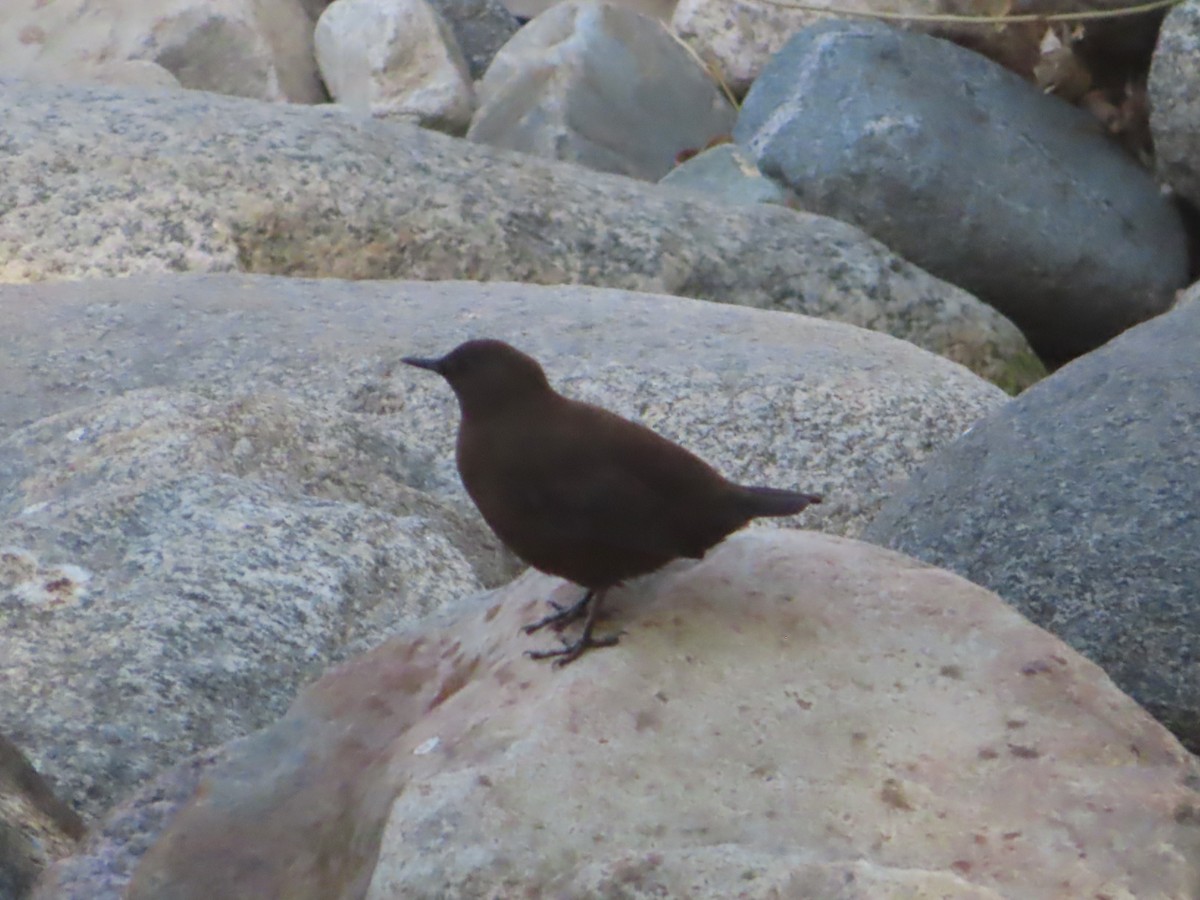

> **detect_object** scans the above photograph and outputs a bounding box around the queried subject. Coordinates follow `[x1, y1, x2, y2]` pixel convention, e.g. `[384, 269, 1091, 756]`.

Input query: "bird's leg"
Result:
[526, 588, 622, 667]
[522, 588, 594, 634]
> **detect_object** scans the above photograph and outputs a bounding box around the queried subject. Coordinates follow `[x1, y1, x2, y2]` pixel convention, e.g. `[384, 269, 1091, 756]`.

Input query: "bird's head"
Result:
[402, 339, 553, 418]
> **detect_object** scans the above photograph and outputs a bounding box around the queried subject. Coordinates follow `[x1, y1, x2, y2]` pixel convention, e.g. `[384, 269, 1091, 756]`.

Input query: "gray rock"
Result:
[864, 294, 1200, 752]
[0, 273, 1012, 816]
[0, 733, 84, 900]
[428, 0, 521, 79]
[468, 0, 736, 181]
[658, 142, 796, 207]
[315, 0, 476, 133]
[0, 77, 1039, 390]
[0, 274, 1011, 868]
[0, 275, 1008, 539]
[43, 533, 1200, 899]
[1149, 0, 1200, 206]
[735, 19, 1189, 364]
[0, 390, 501, 820]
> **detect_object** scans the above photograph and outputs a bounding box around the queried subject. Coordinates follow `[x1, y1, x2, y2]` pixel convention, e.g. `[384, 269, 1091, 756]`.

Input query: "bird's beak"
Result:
[401, 355, 444, 373]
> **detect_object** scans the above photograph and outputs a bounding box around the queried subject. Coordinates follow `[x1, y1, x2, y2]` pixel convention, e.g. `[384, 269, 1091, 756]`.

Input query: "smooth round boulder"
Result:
[735, 19, 1188, 364]
[866, 294, 1200, 751]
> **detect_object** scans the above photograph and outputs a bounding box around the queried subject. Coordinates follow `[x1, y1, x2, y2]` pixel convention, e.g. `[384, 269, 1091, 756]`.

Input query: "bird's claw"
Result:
[525, 630, 624, 667]
[521, 593, 592, 634]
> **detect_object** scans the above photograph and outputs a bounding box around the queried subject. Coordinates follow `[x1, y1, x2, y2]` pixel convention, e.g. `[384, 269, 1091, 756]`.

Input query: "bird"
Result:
[402, 339, 822, 666]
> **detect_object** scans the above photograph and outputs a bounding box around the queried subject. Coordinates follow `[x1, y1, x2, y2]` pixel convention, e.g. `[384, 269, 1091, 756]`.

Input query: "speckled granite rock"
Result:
[865, 293, 1200, 752]
[0, 77, 1041, 389]
[0, 275, 1010, 540]
[0, 274, 1010, 828]
[40, 532, 1200, 899]
[735, 19, 1188, 364]
[0, 390, 504, 821]
[1150, 0, 1200, 206]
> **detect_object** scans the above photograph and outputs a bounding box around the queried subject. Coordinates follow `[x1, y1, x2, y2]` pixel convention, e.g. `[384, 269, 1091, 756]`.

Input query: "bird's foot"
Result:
[525, 630, 623, 667]
[522, 590, 593, 634]
[524, 587, 622, 666]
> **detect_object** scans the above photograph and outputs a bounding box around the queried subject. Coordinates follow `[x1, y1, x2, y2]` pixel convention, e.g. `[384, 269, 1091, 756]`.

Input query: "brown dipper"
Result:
[403, 339, 822, 665]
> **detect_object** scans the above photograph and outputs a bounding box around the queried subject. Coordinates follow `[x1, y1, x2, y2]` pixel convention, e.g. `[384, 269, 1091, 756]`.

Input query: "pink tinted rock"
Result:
[124, 531, 1200, 899]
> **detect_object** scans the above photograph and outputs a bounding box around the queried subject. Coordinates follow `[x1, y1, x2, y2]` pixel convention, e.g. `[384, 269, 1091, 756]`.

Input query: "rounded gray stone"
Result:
[735, 18, 1188, 364]
[0, 390, 499, 821]
[864, 295, 1200, 751]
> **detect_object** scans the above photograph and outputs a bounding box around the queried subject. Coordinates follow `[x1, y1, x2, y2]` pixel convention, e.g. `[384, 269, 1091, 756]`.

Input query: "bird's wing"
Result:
[508, 404, 734, 559]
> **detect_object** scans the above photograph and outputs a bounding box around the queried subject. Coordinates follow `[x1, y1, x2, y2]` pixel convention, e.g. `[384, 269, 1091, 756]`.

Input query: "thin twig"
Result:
[744, 0, 1182, 25]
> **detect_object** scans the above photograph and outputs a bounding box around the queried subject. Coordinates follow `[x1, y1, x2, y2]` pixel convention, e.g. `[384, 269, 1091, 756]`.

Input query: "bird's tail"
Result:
[738, 485, 822, 518]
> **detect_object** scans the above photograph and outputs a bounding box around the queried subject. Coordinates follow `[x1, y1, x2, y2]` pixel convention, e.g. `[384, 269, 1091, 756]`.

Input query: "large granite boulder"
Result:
[865, 292, 1200, 751]
[0, 76, 1040, 390]
[0, 274, 1009, 834]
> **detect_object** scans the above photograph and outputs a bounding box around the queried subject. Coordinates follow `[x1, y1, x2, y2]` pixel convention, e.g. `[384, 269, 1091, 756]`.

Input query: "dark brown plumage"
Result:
[403, 339, 821, 665]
